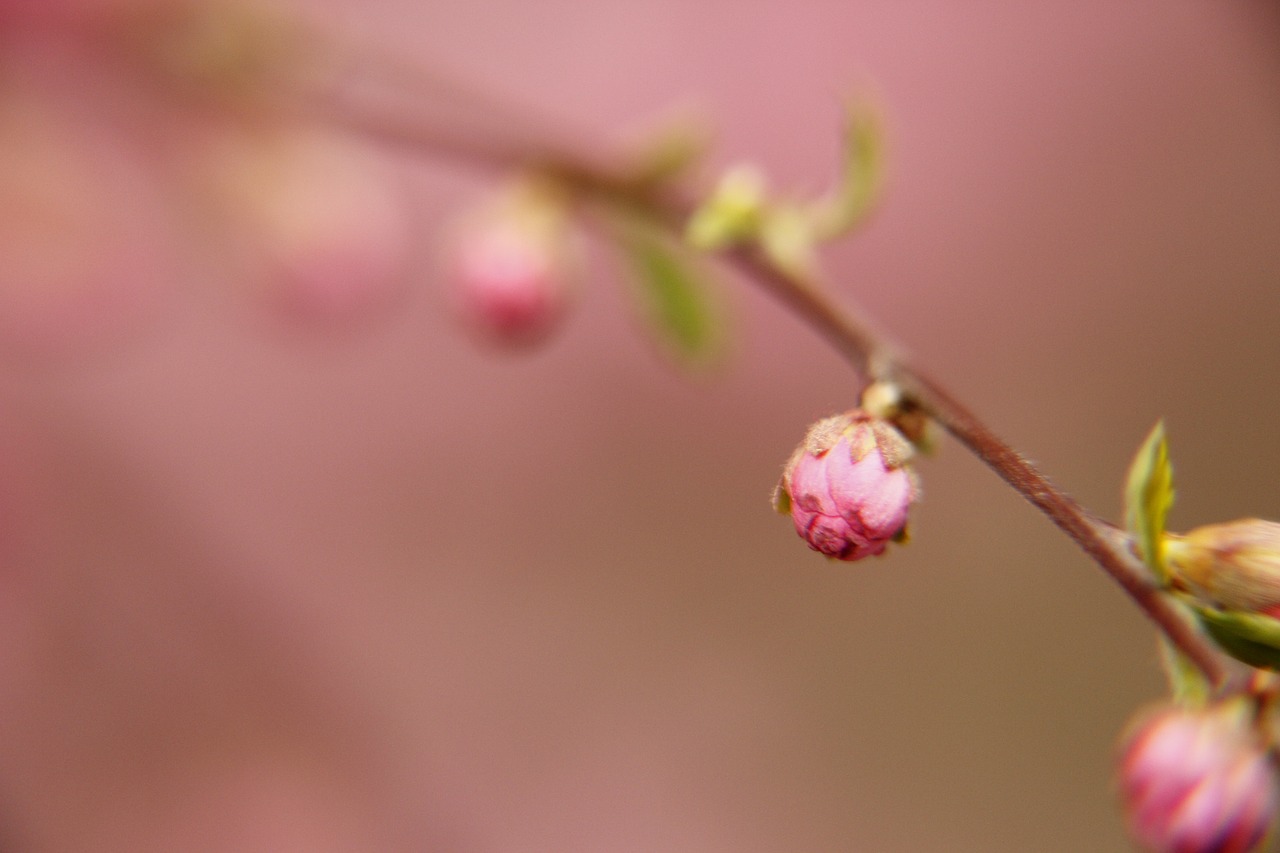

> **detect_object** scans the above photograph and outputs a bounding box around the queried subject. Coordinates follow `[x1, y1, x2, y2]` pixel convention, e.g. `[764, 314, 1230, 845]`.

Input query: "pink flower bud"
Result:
[1118, 701, 1278, 853]
[450, 187, 576, 348]
[199, 125, 412, 329]
[773, 411, 919, 561]
[1167, 520, 1280, 617]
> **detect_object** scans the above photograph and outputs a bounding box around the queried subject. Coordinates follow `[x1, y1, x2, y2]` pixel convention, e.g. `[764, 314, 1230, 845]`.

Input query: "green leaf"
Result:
[1124, 421, 1174, 581]
[1196, 606, 1280, 671]
[813, 99, 886, 239]
[616, 223, 725, 368]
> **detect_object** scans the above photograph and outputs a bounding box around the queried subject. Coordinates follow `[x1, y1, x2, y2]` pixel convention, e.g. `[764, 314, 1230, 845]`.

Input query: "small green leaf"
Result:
[812, 99, 886, 239]
[1196, 606, 1280, 671]
[1124, 421, 1175, 581]
[616, 223, 725, 367]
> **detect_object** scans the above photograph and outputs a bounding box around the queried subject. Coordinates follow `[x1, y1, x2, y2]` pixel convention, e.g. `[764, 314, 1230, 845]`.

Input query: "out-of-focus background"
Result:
[1, 1, 1278, 850]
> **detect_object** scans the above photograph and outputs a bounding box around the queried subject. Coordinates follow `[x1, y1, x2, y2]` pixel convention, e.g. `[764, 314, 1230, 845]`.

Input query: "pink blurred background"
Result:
[1, 1, 1279, 850]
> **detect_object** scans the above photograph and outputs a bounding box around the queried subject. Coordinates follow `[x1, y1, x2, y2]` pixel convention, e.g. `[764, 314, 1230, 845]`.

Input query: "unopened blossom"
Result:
[1118, 700, 1278, 853]
[0, 0, 413, 356]
[196, 124, 412, 326]
[773, 410, 919, 561]
[1166, 520, 1280, 617]
[450, 185, 576, 347]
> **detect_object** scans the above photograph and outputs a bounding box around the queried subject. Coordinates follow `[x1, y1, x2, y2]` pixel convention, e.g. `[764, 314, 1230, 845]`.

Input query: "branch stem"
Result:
[295, 37, 1230, 687]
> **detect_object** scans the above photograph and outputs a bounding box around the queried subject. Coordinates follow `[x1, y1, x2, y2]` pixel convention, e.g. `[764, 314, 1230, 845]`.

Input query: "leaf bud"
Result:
[1167, 520, 1280, 616]
[685, 164, 766, 250]
[1165, 520, 1280, 670]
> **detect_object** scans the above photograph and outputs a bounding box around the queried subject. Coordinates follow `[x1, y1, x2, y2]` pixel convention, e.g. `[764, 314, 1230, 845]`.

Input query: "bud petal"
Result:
[775, 411, 919, 561]
[1118, 700, 1278, 853]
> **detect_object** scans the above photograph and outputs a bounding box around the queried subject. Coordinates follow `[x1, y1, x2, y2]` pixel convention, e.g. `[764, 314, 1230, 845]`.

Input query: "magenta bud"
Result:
[773, 410, 919, 561]
[1118, 700, 1278, 853]
[451, 187, 576, 348]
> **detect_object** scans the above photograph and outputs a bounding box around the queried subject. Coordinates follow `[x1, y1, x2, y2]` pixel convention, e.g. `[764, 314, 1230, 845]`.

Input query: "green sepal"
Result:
[1124, 421, 1174, 581]
[615, 222, 726, 368]
[772, 484, 792, 515]
[812, 99, 886, 240]
[1195, 606, 1280, 671]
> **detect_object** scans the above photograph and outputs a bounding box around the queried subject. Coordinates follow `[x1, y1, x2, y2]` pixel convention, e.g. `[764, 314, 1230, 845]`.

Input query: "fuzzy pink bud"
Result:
[773, 410, 919, 561]
[451, 186, 576, 348]
[1118, 701, 1278, 853]
[200, 126, 412, 328]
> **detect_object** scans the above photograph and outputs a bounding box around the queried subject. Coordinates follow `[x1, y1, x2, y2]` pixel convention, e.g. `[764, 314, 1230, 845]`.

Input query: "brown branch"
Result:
[293, 36, 1231, 688]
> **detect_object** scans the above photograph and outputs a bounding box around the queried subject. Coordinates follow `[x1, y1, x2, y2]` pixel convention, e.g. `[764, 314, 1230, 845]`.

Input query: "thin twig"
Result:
[293, 35, 1231, 687]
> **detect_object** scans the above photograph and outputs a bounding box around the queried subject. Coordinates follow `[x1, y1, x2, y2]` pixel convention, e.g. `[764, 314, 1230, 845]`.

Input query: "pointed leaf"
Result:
[1125, 421, 1174, 581]
[813, 99, 886, 239]
[616, 223, 725, 368]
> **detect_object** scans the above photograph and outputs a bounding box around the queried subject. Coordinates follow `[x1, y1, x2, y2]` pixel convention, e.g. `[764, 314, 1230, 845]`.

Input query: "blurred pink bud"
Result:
[451, 187, 576, 347]
[1119, 700, 1278, 853]
[773, 410, 918, 561]
[203, 126, 413, 328]
[1167, 520, 1280, 617]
